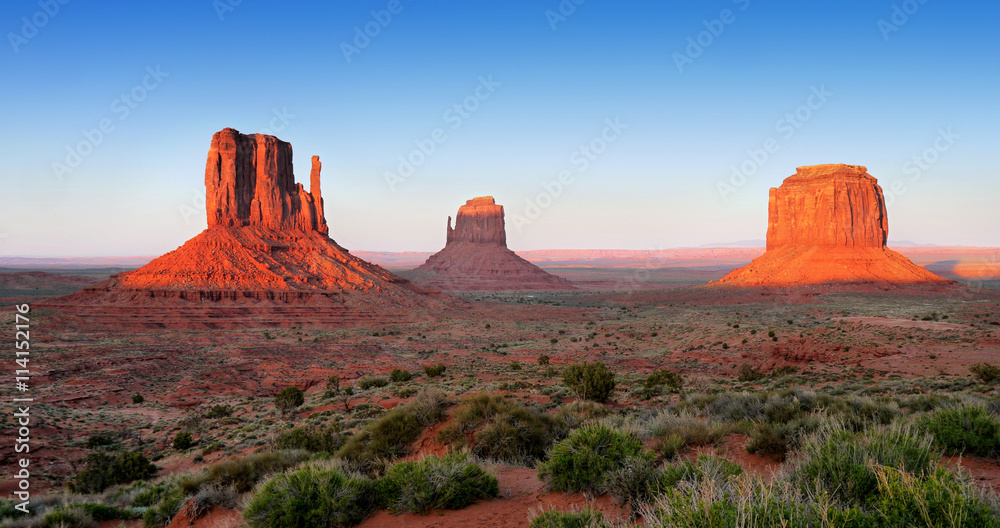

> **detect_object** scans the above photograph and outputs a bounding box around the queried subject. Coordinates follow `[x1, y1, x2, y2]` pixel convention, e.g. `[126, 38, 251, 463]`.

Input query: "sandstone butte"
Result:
[402, 196, 576, 291]
[54, 128, 432, 308]
[714, 164, 951, 287]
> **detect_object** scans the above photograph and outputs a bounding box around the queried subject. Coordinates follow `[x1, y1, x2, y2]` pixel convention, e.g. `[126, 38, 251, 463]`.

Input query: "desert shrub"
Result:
[77, 503, 139, 521]
[358, 377, 389, 391]
[243, 466, 376, 528]
[647, 413, 733, 459]
[275, 386, 305, 416]
[451, 394, 562, 464]
[529, 509, 609, 528]
[337, 392, 447, 470]
[600, 455, 663, 506]
[204, 405, 233, 419]
[538, 355, 551, 366]
[903, 393, 956, 413]
[643, 369, 683, 392]
[173, 431, 193, 450]
[423, 363, 446, 377]
[389, 369, 412, 383]
[744, 421, 794, 457]
[188, 484, 239, 520]
[275, 425, 344, 453]
[791, 423, 934, 506]
[562, 361, 616, 403]
[200, 450, 310, 493]
[919, 405, 1000, 457]
[43, 506, 98, 528]
[644, 466, 1000, 528]
[735, 364, 764, 382]
[538, 424, 649, 494]
[379, 454, 499, 514]
[85, 433, 118, 449]
[132, 394, 145, 404]
[553, 400, 609, 430]
[141, 486, 187, 528]
[970, 363, 1000, 384]
[69, 450, 157, 493]
[324, 375, 341, 397]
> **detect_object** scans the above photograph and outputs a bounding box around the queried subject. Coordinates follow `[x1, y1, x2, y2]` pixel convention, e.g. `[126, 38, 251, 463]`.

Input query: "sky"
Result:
[1, 0, 998, 256]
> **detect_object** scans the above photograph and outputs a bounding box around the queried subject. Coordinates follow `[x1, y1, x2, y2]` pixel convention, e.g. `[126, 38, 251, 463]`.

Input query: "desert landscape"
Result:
[3, 2, 1000, 528]
[1, 130, 999, 528]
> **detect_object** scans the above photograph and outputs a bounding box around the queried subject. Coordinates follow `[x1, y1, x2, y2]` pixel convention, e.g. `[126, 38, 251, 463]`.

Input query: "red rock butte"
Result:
[402, 197, 575, 291]
[714, 164, 951, 287]
[51, 128, 437, 320]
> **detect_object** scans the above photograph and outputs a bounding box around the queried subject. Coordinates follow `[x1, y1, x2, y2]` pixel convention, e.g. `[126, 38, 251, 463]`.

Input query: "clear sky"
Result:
[2, 0, 998, 256]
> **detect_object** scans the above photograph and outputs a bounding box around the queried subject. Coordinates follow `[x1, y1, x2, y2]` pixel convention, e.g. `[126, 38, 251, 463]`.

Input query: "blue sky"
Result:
[1, 0, 998, 256]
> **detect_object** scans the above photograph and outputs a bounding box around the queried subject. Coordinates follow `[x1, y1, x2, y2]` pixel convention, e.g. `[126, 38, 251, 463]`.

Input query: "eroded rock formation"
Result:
[714, 164, 950, 287]
[54, 128, 434, 313]
[205, 128, 328, 234]
[402, 196, 575, 291]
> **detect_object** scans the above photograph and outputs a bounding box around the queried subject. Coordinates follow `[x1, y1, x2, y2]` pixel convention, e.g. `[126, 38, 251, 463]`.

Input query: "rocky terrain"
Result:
[401, 197, 576, 291]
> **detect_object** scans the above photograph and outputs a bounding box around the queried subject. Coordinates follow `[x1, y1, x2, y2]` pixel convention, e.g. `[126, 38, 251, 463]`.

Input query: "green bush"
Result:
[538, 355, 551, 366]
[735, 363, 764, 382]
[141, 487, 186, 528]
[205, 405, 234, 419]
[173, 431, 194, 450]
[275, 386, 305, 415]
[643, 369, 683, 392]
[132, 394, 145, 404]
[744, 421, 793, 457]
[85, 433, 118, 449]
[538, 424, 649, 494]
[562, 361, 616, 403]
[529, 509, 609, 528]
[324, 375, 341, 397]
[275, 425, 344, 453]
[379, 454, 499, 514]
[390, 369, 412, 383]
[198, 450, 310, 493]
[358, 377, 389, 390]
[337, 391, 448, 470]
[78, 503, 139, 521]
[244, 466, 376, 528]
[791, 423, 934, 506]
[919, 405, 1000, 457]
[69, 450, 157, 493]
[43, 506, 98, 528]
[451, 394, 562, 465]
[424, 363, 446, 377]
[970, 363, 1000, 384]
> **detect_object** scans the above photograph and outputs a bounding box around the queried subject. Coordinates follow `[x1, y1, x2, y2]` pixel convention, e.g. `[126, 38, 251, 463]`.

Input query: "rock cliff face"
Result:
[446, 197, 507, 246]
[54, 128, 435, 315]
[766, 164, 886, 250]
[715, 164, 949, 287]
[205, 128, 328, 234]
[402, 196, 575, 291]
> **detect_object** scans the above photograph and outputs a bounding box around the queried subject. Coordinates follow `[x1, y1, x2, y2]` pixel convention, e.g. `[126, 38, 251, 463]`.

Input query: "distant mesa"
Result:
[401, 196, 576, 291]
[713, 164, 951, 287]
[52, 128, 434, 312]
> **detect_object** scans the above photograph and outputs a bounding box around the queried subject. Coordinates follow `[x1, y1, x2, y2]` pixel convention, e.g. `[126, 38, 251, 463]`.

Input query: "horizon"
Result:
[3, 1, 999, 257]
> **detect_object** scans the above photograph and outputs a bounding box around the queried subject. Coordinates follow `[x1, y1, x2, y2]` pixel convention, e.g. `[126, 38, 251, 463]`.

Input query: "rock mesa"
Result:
[715, 164, 950, 287]
[402, 197, 575, 291]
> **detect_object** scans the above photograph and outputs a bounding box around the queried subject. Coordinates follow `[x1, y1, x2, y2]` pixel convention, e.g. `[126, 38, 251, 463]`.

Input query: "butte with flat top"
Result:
[714, 164, 951, 288]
